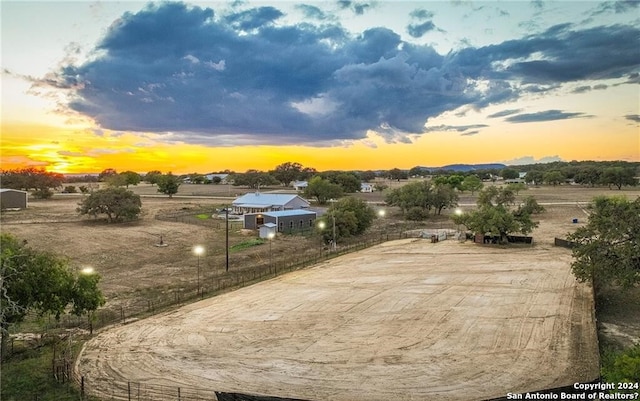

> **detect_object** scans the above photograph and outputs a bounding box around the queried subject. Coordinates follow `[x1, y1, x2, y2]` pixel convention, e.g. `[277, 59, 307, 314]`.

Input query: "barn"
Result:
[0, 189, 28, 209]
[244, 210, 317, 232]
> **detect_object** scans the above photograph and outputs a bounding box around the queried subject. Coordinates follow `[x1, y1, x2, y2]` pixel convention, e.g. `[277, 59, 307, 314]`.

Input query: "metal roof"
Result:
[232, 193, 307, 207]
[264, 210, 316, 217]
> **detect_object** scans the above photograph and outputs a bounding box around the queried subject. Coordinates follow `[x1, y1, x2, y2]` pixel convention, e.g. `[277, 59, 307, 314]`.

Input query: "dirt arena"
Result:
[76, 238, 599, 401]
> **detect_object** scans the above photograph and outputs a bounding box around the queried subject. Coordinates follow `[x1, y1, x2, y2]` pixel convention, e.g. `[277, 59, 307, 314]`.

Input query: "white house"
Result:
[232, 192, 310, 214]
[205, 173, 230, 184]
[360, 183, 374, 193]
[292, 181, 308, 191]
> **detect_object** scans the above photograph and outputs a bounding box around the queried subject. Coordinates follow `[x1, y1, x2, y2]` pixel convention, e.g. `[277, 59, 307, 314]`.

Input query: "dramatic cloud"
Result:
[40, 2, 640, 146]
[505, 110, 587, 123]
[407, 21, 437, 38]
[407, 8, 439, 38]
[625, 114, 640, 123]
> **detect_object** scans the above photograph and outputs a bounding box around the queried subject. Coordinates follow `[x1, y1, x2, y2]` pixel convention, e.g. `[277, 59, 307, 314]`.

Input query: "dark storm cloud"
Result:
[409, 9, 434, 20]
[337, 0, 371, 15]
[625, 114, 640, 123]
[407, 21, 437, 38]
[505, 110, 587, 123]
[41, 2, 640, 145]
[224, 6, 284, 30]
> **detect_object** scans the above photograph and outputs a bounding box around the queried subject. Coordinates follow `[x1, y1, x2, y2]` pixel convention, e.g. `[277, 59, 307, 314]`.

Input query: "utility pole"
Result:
[225, 207, 229, 272]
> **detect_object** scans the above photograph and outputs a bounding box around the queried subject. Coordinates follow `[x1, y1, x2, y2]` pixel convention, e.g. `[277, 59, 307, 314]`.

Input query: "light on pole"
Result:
[378, 209, 386, 240]
[454, 208, 463, 237]
[193, 245, 204, 296]
[267, 232, 275, 271]
[79, 266, 96, 334]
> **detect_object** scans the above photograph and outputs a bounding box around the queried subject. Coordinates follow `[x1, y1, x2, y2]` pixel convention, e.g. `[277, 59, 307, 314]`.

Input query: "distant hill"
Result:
[423, 163, 507, 172]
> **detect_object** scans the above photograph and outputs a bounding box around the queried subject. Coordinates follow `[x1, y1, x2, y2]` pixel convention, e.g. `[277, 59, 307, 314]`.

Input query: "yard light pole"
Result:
[268, 232, 275, 270]
[378, 209, 386, 240]
[225, 207, 229, 272]
[193, 245, 204, 296]
[454, 208, 463, 237]
[317, 220, 326, 254]
[79, 266, 96, 334]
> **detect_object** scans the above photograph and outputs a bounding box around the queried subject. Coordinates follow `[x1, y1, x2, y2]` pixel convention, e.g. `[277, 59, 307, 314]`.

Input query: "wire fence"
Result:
[8, 231, 421, 401]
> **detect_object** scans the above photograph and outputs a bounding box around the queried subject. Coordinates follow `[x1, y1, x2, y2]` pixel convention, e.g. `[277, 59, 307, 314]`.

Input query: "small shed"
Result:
[0, 189, 28, 209]
[259, 223, 277, 239]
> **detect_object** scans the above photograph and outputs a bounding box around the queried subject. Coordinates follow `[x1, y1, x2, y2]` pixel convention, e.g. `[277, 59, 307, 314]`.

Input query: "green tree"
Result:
[601, 345, 640, 389]
[77, 187, 142, 222]
[232, 170, 278, 189]
[0, 167, 64, 198]
[321, 197, 376, 242]
[452, 186, 541, 244]
[144, 170, 163, 186]
[431, 184, 459, 215]
[501, 168, 519, 180]
[304, 176, 343, 204]
[334, 172, 361, 193]
[386, 168, 408, 181]
[120, 171, 141, 188]
[385, 181, 432, 215]
[0, 234, 105, 359]
[157, 173, 182, 198]
[567, 196, 640, 290]
[105, 173, 127, 187]
[600, 167, 637, 190]
[506, 182, 527, 195]
[272, 162, 303, 186]
[573, 166, 601, 187]
[360, 170, 377, 182]
[97, 168, 118, 182]
[462, 175, 483, 194]
[543, 170, 565, 186]
[524, 170, 544, 185]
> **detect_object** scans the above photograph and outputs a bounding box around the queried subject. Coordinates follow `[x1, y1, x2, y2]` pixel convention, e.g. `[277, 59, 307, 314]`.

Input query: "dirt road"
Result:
[76, 238, 599, 401]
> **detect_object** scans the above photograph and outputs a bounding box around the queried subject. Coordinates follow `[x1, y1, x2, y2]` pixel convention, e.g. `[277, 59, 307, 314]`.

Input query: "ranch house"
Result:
[232, 192, 310, 215]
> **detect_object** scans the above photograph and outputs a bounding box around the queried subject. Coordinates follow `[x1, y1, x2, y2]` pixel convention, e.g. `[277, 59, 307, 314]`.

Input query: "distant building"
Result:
[206, 173, 230, 184]
[360, 183, 374, 193]
[232, 192, 310, 214]
[0, 188, 28, 209]
[292, 181, 308, 191]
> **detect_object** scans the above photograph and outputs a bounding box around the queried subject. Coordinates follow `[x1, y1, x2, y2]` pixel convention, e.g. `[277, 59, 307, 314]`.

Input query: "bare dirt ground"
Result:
[75, 239, 599, 401]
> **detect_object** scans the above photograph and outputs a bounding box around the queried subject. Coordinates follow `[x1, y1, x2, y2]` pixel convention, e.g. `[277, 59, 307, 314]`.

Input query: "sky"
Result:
[1, 0, 639, 174]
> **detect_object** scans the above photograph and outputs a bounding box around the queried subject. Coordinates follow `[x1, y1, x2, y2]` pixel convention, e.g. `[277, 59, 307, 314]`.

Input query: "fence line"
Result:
[9, 225, 421, 400]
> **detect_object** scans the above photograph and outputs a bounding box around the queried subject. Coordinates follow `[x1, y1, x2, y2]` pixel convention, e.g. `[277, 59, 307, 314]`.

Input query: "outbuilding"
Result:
[0, 188, 28, 209]
[244, 209, 317, 233]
